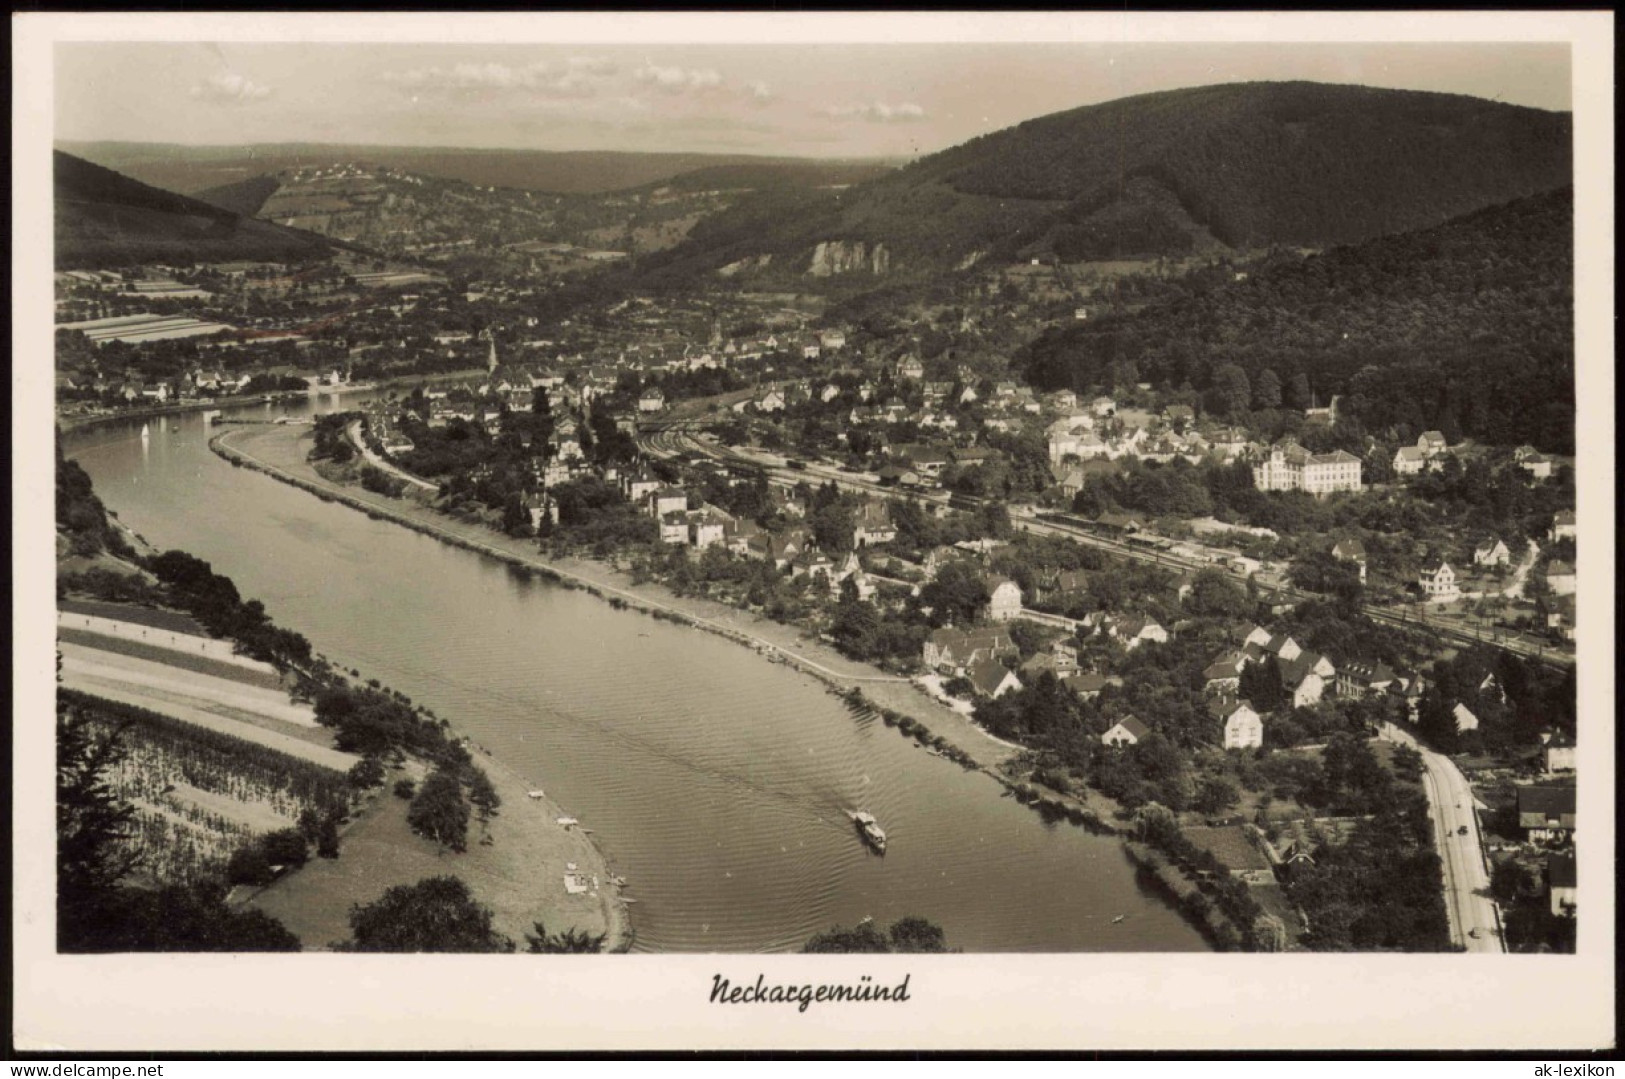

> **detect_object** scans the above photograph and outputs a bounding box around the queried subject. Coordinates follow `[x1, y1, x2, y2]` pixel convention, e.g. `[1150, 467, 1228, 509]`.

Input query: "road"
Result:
[1380, 723, 1504, 952]
[1503, 539, 1540, 601]
[346, 420, 441, 494]
[641, 423, 1573, 669]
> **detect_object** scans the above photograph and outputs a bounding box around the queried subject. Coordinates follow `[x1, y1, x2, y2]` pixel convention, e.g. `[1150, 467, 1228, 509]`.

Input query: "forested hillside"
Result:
[1020, 188, 1574, 453]
[639, 81, 1571, 284]
[54, 151, 337, 269]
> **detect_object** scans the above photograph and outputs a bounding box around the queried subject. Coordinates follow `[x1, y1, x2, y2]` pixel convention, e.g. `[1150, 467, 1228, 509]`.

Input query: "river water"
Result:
[63, 401, 1206, 953]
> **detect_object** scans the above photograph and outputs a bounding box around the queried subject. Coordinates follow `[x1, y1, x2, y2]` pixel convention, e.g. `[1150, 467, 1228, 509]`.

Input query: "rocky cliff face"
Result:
[716, 253, 772, 277]
[808, 240, 889, 277]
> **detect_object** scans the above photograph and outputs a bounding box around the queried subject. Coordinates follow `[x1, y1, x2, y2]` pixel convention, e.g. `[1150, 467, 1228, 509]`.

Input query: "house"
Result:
[1418, 561, 1460, 601]
[755, 390, 786, 413]
[790, 549, 836, 581]
[900, 446, 950, 477]
[1547, 852, 1577, 917]
[819, 329, 846, 351]
[895, 357, 924, 380]
[690, 513, 729, 550]
[1162, 403, 1193, 426]
[1335, 660, 1397, 699]
[1550, 509, 1576, 542]
[1203, 651, 1248, 695]
[851, 500, 897, 548]
[876, 465, 921, 488]
[965, 658, 1021, 699]
[1112, 615, 1167, 650]
[622, 471, 663, 503]
[1452, 702, 1480, 733]
[1517, 786, 1576, 841]
[1063, 671, 1109, 700]
[637, 388, 666, 413]
[1473, 538, 1512, 567]
[1212, 697, 1263, 750]
[1278, 656, 1327, 709]
[1393, 445, 1428, 476]
[983, 576, 1023, 622]
[1049, 390, 1077, 411]
[1519, 451, 1555, 480]
[1542, 730, 1576, 775]
[1253, 440, 1363, 495]
[658, 514, 689, 544]
[1544, 561, 1577, 596]
[1417, 430, 1448, 456]
[1331, 539, 1368, 582]
[1243, 626, 1302, 663]
[1101, 715, 1151, 747]
[922, 627, 1017, 675]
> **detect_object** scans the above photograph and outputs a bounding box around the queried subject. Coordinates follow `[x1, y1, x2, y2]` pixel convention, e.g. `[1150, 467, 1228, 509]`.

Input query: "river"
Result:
[63, 400, 1207, 954]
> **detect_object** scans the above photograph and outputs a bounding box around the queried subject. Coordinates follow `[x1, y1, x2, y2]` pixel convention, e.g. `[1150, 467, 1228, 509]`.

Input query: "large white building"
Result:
[1252, 441, 1363, 495]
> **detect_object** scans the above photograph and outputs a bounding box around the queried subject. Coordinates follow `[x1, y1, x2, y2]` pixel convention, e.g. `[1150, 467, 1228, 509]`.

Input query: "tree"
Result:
[348, 756, 386, 789]
[317, 814, 342, 859]
[887, 915, 950, 953]
[226, 844, 275, 886]
[1254, 368, 1283, 410]
[468, 767, 502, 824]
[525, 921, 607, 953]
[57, 706, 140, 946]
[1491, 859, 1535, 904]
[342, 876, 515, 953]
[1212, 364, 1251, 418]
[919, 561, 990, 627]
[1187, 568, 1251, 619]
[408, 769, 470, 852]
[802, 922, 892, 953]
[1194, 774, 1241, 816]
[261, 828, 310, 868]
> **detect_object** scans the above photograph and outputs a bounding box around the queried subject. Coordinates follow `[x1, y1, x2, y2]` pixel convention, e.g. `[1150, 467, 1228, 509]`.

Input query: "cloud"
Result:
[824, 101, 927, 123]
[189, 71, 273, 104]
[633, 64, 724, 94]
[384, 60, 607, 98]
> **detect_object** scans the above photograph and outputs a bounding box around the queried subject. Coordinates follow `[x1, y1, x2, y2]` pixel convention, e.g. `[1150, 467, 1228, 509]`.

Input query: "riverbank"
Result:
[207, 424, 1229, 949]
[56, 367, 488, 434]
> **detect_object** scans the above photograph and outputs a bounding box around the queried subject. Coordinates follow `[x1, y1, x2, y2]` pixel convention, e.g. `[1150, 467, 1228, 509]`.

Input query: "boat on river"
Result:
[849, 810, 887, 854]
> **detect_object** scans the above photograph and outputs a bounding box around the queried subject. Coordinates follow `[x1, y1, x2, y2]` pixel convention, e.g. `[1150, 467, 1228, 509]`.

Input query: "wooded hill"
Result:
[1019, 187, 1574, 453]
[54, 151, 339, 269]
[637, 82, 1571, 286]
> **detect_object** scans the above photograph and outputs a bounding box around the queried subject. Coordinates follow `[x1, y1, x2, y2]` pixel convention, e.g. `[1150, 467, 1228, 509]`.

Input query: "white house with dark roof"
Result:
[1473, 538, 1512, 567]
[1212, 697, 1263, 750]
[1544, 560, 1576, 596]
[1102, 715, 1151, 747]
[1550, 510, 1576, 542]
[983, 576, 1023, 622]
[1418, 561, 1460, 601]
[967, 658, 1022, 700]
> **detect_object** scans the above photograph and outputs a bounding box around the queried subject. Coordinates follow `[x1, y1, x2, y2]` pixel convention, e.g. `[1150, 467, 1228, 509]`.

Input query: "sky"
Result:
[55, 38, 1572, 160]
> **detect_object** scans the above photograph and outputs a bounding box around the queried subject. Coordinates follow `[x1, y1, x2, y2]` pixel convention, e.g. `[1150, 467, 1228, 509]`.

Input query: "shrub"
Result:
[260, 828, 309, 868]
[225, 845, 274, 887]
[393, 778, 417, 800]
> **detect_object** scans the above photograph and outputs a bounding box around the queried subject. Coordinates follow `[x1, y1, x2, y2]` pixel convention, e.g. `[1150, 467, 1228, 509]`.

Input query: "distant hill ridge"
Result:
[638, 81, 1573, 283]
[54, 151, 339, 269]
[56, 141, 899, 198]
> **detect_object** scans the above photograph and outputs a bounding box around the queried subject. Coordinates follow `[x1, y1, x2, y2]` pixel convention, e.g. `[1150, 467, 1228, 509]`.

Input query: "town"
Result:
[55, 173, 1579, 955]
